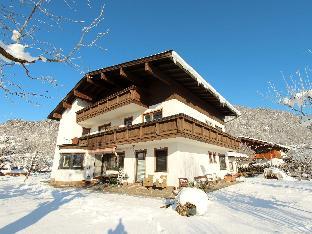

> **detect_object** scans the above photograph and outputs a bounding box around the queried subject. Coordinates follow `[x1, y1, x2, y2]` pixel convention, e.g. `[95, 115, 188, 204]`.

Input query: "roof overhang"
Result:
[48, 50, 240, 120]
[239, 136, 291, 152]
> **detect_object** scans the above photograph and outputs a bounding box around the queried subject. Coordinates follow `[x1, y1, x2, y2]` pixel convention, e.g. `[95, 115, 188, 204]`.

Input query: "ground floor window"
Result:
[219, 154, 226, 170]
[118, 152, 125, 169]
[59, 154, 84, 169]
[103, 154, 118, 170]
[228, 156, 234, 171]
[155, 148, 168, 172]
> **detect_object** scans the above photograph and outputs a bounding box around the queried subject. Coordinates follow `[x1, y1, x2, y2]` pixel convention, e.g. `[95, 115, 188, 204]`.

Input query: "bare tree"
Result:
[0, 0, 107, 99]
[268, 68, 312, 124]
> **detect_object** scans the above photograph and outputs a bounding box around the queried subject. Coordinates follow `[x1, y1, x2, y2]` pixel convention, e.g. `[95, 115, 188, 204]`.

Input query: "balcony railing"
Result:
[76, 86, 146, 123]
[77, 114, 240, 150]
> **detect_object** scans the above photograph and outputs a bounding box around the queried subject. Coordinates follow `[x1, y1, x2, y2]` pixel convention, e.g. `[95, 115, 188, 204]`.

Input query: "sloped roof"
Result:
[48, 50, 240, 119]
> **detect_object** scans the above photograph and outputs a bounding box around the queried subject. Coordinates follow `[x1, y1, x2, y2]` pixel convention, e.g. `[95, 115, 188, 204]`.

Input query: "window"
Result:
[213, 152, 217, 163]
[124, 116, 133, 127]
[59, 154, 84, 169]
[118, 152, 125, 169]
[153, 110, 162, 121]
[62, 155, 71, 168]
[208, 152, 213, 163]
[98, 123, 111, 132]
[72, 154, 84, 168]
[103, 154, 117, 170]
[229, 162, 234, 171]
[82, 127, 90, 136]
[143, 109, 162, 123]
[155, 148, 168, 172]
[144, 113, 152, 122]
[219, 154, 226, 170]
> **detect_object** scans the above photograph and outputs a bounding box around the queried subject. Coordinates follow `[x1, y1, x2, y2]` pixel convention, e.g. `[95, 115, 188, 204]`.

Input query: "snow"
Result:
[0, 41, 37, 63]
[264, 167, 296, 181]
[0, 175, 311, 233]
[11, 30, 21, 42]
[175, 187, 209, 215]
[280, 89, 312, 108]
[171, 51, 241, 117]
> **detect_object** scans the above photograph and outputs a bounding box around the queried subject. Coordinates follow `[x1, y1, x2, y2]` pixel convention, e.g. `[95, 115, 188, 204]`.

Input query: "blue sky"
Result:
[1, 0, 312, 122]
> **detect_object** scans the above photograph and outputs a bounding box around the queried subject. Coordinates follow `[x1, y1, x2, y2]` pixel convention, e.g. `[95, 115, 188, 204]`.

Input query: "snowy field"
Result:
[0, 175, 311, 234]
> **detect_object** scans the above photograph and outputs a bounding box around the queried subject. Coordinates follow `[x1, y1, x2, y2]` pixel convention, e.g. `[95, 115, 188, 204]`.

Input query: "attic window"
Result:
[82, 127, 90, 136]
[98, 123, 111, 132]
[124, 116, 133, 127]
[143, 109, 162, 123]
[153, 110, 162, 121]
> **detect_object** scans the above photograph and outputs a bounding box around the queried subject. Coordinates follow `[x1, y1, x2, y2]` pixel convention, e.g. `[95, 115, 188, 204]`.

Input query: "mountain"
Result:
[0, 119, 59, 169]
[225, 106, 312, 147]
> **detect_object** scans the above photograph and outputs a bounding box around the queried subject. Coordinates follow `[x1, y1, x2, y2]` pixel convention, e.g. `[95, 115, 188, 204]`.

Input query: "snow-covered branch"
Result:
[267, 68, 312, 126]
[0, 0, 107, 99]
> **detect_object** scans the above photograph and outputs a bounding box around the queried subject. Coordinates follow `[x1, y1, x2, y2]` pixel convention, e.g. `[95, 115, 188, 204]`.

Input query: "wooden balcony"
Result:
[78, 114, 240, 150]
[76, 86, 147, 123]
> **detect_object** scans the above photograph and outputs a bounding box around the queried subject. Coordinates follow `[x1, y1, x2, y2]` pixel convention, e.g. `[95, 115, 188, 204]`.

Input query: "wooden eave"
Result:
[48, 50, 237, 120]
[239, 136, 290, 153]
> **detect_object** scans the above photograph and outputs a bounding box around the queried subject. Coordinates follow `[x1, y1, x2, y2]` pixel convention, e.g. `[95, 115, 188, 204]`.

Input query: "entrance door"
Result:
[94, 154, 103, 178]
[135, 151, 146, 182]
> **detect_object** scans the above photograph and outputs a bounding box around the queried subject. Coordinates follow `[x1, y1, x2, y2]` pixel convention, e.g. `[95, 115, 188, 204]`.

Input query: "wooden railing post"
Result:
[113, 130, 116, 142]
[156, 122, 160, 135]
[139, 126, 142, 138]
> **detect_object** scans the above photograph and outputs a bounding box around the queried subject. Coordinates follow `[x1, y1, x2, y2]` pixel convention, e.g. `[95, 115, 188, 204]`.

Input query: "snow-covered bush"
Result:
[175, 187, 209, 216]
[264, 167, 296, 181]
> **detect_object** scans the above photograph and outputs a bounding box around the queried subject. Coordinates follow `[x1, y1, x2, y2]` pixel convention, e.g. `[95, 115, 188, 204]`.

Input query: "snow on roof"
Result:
[171, 51, 241, 117]
[226, 151, 249, 158]
[239, 136, 291, 150]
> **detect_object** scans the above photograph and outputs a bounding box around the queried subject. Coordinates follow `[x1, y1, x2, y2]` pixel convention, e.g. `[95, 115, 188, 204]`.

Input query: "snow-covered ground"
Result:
[0, 175, 311, 234]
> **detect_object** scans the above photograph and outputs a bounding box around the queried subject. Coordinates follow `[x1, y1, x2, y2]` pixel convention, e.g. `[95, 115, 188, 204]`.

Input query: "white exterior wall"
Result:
[145, 99, 224, 131]
[51, 98, 230, 184]
[86, 98, 225, 135]
[56, 99, 90, 145]
[51, 98, 90, 180]
[117, 137, 235, 187]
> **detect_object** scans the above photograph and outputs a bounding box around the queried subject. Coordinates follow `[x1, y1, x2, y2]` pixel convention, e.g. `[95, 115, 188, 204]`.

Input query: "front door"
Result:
[135, 151, 146, 182]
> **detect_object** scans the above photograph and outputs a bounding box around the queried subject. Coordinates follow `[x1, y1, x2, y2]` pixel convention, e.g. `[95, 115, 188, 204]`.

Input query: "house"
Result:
[48, 50, 241, 187]
[239, 136, 290, 160]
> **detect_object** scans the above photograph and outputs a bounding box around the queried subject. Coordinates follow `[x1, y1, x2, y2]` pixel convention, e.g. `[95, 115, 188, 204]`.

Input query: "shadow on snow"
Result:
[0, 189, 84, 233]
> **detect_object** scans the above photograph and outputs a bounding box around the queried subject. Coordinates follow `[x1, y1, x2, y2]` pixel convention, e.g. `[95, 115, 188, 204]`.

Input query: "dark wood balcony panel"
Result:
[76, 86, 147, 123]
[78, 114, 240, 151]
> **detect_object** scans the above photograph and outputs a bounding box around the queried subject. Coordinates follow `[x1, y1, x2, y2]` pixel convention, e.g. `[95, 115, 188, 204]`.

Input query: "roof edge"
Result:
[170, 51, 241, 117]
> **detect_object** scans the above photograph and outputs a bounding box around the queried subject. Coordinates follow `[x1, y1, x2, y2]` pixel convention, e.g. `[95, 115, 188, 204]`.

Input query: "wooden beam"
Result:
[62, 102, 72, 109]
[73, 90, 92, 101]
[52, 113, 62, 119]
[86, 76, 103, 89]
[119, 67, 131, 80]
[119, 68, 144, 86]
[100, 72, 119, 86]
[144, 62, 171, 85]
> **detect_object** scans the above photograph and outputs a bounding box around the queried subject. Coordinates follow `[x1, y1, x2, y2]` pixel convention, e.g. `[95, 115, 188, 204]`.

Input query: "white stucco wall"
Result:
[86, 98, 225, 135]
[117, 137, 236, 187]
[56, 99, 90, 145]
[145, 99, 225, 130]
[51, 98, 90, 181]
